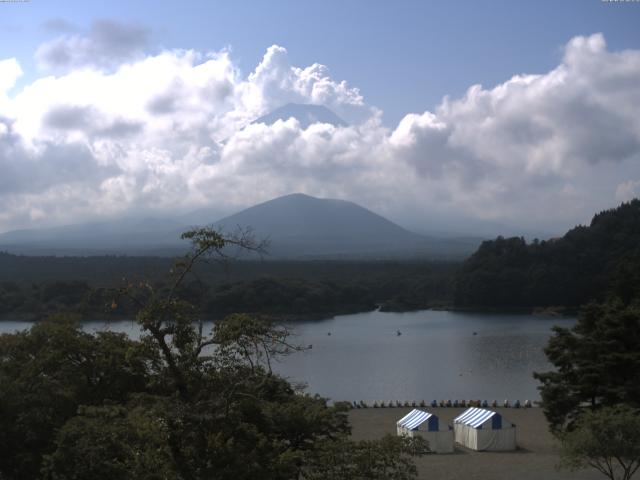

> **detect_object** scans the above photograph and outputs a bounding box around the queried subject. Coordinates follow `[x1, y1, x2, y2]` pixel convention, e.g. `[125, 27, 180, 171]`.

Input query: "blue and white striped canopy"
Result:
[397, 409, 433, 430]
[454, 407, 497, 428]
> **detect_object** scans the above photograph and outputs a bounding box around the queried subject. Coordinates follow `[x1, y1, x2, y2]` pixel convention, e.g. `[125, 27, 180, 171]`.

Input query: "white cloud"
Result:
[0, 58, 22, 94]
[0, 31, 639, 234]
[241, 45, 367, 122]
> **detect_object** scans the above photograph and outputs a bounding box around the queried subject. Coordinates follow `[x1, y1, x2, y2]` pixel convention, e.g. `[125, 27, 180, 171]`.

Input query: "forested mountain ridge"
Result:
[454, 199, 640, 309]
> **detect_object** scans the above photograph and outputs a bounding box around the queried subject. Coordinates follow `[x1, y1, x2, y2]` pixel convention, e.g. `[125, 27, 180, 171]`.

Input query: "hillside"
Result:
[0, 218, 187, 256]
[214, 193, 478, 259]
[453, 199, 640, 309]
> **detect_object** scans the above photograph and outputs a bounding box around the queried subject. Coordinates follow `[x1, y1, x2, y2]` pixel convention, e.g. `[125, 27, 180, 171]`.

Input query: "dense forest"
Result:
[0, 256, 457, 320]
[453, 200, 640, 310]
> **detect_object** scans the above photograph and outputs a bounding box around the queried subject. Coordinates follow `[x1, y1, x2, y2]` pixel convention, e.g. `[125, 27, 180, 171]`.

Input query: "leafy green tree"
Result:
[42, 404, 174, 480]
[559, 405, 640, 480]
[534, 300, 640, 432]
[0, 315, 153, 479]
[302, 435, 428, 480]
[608, 254, 640, 307]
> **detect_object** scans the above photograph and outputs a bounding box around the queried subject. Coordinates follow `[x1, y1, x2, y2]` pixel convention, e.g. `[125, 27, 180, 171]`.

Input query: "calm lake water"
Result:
[0, 309, 574, 403]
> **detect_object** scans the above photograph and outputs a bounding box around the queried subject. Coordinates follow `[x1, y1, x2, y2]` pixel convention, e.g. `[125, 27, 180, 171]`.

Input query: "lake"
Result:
[0, 309, 573, 403]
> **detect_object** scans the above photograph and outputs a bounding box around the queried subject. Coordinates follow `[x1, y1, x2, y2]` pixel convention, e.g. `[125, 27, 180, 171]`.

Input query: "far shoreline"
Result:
[0, 304, 579, 323]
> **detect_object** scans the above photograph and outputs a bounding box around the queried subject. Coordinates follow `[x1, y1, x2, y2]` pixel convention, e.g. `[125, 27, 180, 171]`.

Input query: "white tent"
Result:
[396, 409, 454, 453]
[453, 407, 516, 451]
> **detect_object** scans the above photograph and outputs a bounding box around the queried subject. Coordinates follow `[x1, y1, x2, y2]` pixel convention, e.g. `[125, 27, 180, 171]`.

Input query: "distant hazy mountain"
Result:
[0, 194, 482, 258]
[213, 193, 479, 259]
[180, 206, 232, 228]
[252, 103, 348, 129]
[0, 217, 188, 256]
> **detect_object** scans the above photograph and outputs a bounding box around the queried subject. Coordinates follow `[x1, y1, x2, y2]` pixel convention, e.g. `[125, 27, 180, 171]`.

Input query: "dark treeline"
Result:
[0, 256, 458, 319]
[453, 199, 640, 309]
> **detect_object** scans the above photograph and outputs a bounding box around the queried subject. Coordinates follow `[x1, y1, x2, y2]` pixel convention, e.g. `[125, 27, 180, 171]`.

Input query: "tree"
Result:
[0, 314, 153, 479]
[301, 434, 429, 480]
[42, 404, 174, 480]
[559, 405, 640, 480]
[534, 299, 640, 432]
[0, 227, 428, 480]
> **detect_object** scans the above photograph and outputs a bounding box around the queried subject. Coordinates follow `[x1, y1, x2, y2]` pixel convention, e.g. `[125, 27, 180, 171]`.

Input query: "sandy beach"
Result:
[349, 407, 602, 480]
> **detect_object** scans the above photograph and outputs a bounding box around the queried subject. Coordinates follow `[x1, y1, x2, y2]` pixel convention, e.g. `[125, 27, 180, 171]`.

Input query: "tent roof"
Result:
[397, 409, 434, 430]
[454, 407, 497, 428]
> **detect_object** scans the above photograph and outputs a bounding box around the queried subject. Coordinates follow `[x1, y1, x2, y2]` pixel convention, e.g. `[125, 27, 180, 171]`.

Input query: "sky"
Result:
[0, 0, 639, 235]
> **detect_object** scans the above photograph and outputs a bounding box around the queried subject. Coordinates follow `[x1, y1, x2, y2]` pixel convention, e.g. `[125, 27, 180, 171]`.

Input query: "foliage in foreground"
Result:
[0, 228, 427, 480]
[302, 435, 429, 480]
[559, 405, 640, 480]
[534, 299, 640, 432]
[536, 275, 640, 479]
[0, 316, 154, 479]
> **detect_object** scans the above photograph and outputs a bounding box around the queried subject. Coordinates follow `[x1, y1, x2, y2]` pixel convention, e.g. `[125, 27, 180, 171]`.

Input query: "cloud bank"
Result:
[0, 28, 639, 234]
